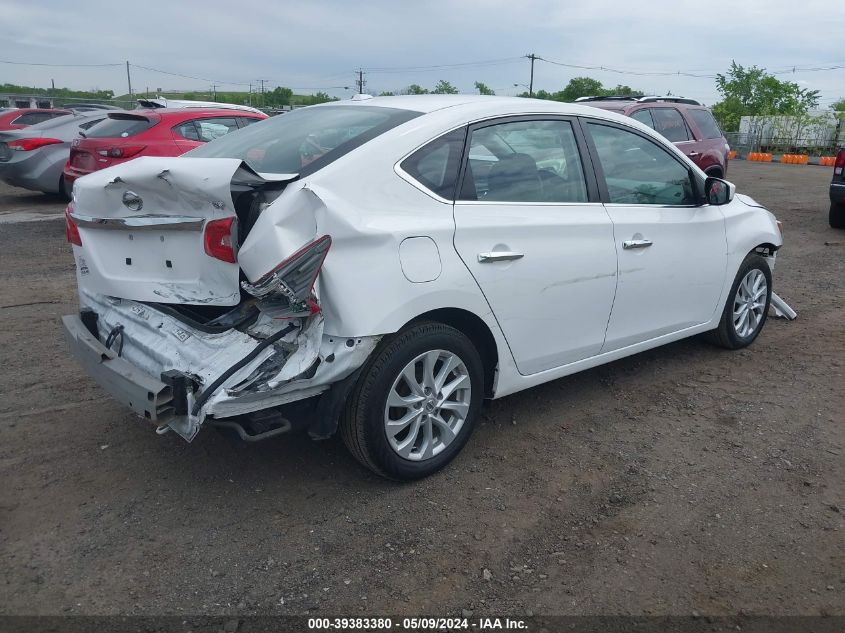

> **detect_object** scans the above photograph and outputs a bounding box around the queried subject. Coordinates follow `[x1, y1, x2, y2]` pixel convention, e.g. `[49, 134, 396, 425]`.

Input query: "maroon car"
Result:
[578, 96, 729, 177]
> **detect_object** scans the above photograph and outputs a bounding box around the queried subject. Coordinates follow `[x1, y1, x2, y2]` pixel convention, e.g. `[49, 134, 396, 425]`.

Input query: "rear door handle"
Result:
[688, 151, 701, 157]
[622, 239, 653, 250]
[477, 251, 525, 263]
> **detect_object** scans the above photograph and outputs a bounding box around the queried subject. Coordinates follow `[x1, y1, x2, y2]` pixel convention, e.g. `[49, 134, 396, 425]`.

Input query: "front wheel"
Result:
[340, 322, 483, 480]
[705, 253, 772, 349]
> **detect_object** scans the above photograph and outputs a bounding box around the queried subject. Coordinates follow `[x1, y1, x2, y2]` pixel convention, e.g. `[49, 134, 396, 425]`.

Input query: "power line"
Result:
[128, 63, 252, 86]
[363, 56, 524, 74]
[0, 59, 122, 67]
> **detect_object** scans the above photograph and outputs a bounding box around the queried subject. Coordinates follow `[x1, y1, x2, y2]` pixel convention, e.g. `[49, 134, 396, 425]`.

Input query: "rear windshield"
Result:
[187, 105, 421, 176]
[687, 108, 723, 139]
[85, 114, 155, 138]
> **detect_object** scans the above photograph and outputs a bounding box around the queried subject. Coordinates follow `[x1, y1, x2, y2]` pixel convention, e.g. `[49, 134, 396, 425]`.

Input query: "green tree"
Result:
[432, 79, 459, 94]
[269, 86, 293, 106]
[831, 98, 845, 113]
[474, 81, 495, 95]
[711, 61, 820, 132]
[379, 91, 395, 96]
[406, 84, 429, 95]
[559, 77, 605, 101]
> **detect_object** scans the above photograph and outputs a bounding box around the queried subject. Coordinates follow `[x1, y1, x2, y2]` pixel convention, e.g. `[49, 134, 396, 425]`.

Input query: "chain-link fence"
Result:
[726, 132, 842, 157]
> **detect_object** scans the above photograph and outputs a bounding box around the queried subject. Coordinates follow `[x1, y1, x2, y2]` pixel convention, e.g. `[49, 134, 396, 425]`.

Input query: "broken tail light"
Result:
[203, 217, 237, 263]
[241, 235, 332, 318]
[8, 137, 63, 152]
[65, 203, 82, 246]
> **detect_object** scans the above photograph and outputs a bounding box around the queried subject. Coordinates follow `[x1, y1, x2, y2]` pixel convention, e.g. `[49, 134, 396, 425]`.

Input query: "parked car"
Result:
[0, 110, 112, 197]
[62, 95, 782, 479]
[136, 97, 266, 116]
[829, 147, 845, 228]
[577, 96, 730, 177]
[0, 108, 72, 131]
[63, 108, 267, 188]
[61, 103, 123, 112]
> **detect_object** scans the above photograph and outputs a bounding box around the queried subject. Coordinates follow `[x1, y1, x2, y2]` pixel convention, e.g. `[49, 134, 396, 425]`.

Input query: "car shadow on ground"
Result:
[104, 333, 720, 498]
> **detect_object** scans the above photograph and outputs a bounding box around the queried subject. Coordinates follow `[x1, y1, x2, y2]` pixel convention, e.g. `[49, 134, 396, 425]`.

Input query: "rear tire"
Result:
[830, 203, 845, 229]
[340, 322, 483, 480]
[705, 253, 772, 350]
[58, 175, 71, 201]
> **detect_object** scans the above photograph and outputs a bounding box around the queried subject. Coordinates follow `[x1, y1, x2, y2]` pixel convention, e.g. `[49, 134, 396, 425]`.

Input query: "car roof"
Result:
[314, 94, 644, 121]
[120, 108, 266, 119]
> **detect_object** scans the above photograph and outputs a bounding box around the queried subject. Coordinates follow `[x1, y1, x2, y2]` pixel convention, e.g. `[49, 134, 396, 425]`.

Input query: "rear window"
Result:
[12, 112, 68, 126]
[687, 108, 723, 139]
[187, 105, 421, 176]
[85, 115, 155, 138]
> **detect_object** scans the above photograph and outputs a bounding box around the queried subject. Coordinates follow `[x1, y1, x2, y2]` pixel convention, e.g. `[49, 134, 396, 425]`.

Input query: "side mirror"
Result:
[705, 177, 735, 205]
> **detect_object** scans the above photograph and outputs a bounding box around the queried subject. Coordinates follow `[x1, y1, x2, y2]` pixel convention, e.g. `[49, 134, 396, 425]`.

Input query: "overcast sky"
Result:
[2, 0, 843, 107]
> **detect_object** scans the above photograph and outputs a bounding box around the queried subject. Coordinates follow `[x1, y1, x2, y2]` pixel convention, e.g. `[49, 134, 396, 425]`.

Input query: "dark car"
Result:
[578, 96, 730, 177]
[830, 147, 845, 228]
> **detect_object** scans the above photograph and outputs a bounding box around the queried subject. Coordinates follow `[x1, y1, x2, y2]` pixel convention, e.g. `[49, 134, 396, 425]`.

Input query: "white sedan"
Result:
[63, 95, 782, 479]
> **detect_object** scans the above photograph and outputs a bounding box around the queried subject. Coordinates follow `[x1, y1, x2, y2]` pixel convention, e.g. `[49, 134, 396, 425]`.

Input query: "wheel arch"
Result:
[406, 307, 499, 398]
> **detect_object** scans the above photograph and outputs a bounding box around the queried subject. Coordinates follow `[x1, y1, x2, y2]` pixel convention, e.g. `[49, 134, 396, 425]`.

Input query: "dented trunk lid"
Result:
[70, 156, 296, 306]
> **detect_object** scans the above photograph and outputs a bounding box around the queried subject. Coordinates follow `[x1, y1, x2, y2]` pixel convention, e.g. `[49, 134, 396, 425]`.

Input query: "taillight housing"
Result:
[65, 203, 82, 246]
[8, 137, 63, 152]
[834, 148, 845, 176]
[203, 217, 237, 263]
[96, 145, 146, 159]
[241, 235, 332, 318]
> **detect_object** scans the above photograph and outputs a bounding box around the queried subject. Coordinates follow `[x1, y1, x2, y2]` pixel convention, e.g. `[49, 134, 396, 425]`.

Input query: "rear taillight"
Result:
[8, 137, 63, 152]
[203, 217, 237, 263]
[241, 235, 332, 318]
[95, 145, 146, 159]
[65, 203, 81, 246]
[776, 220, 783, 237]
[834, 149, 845, 176]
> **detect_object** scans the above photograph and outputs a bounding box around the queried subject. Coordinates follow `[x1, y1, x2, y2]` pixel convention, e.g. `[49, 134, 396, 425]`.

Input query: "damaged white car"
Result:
[63, 95, 783, 479]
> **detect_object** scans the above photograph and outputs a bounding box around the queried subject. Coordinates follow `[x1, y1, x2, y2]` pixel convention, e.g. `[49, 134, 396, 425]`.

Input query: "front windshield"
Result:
[187, 105, 421, 175]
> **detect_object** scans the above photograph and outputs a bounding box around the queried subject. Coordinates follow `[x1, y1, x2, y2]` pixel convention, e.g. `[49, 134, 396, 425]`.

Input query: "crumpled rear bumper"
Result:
[62, 313, 179, 422]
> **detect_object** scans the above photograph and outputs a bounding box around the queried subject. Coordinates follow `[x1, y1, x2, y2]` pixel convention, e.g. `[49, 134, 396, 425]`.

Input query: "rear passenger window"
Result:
[688, 109, 723, 139]
[650, 108, 691, 142]
[193, 117, 240, 142]
[238, 116, 261, 128]
[400, 128, 465, 200]
[459, 119, 588, 203]
[630, 109, 655, 129]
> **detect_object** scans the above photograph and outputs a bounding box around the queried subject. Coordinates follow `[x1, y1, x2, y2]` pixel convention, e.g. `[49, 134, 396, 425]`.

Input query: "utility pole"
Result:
[356, 69, 366, 95]
[258, 79, 267, 106]
[526, 53, 537, 97]
[51, 78, 55, 91]
[248, 83, 252, 106]
[212, 84, 217, 101]
[126, 61, 133, 97]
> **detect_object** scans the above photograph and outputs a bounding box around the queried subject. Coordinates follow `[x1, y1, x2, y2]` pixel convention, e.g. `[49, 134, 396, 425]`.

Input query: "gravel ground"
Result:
[0, 161, 842, 618]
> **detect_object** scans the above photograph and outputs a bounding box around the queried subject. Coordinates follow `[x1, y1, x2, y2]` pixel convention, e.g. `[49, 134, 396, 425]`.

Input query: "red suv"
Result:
[579, 96, 730, 177]
[64, 108, 267, 187]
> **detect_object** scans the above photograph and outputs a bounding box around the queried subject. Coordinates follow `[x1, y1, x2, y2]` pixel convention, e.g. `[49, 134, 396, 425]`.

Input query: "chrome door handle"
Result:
[622, 239, 653, 250]
[688, 151, 701, 157]
[477, 251, 525, 263]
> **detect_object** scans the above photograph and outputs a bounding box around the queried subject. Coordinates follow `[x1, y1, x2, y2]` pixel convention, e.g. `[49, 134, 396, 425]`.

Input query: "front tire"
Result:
[705, 253, 772, 349]
[340, 322, 483, 480]
[830, 203, 845, 229]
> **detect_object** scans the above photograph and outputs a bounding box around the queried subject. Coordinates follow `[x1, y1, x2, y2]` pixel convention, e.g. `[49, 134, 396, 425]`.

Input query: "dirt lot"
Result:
[0, 161, 842, 619]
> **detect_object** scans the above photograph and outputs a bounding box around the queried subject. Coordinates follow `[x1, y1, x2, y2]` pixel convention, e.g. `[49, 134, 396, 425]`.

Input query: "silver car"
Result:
[0, 111, 114, 197]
